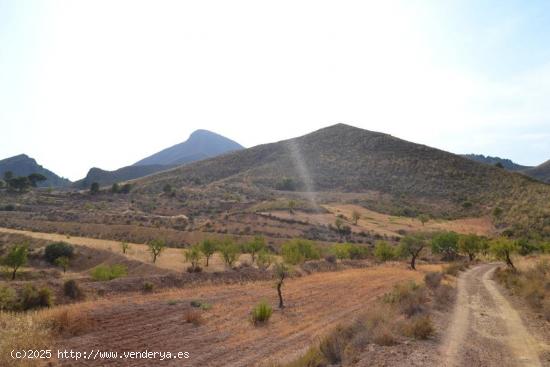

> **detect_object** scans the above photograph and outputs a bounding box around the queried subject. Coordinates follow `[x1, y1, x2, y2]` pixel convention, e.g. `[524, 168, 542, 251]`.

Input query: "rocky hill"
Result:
[0, 154, 71, 187]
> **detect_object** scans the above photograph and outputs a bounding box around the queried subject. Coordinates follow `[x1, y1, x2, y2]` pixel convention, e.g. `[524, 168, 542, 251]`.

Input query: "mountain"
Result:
[0, 154, 71, 187]
[133, 129, 243, 167]
[135, 124, 550, 237]
[461, 154, 531, 171]
[523, 160, 550, 183]
[74, 164, 168, 188]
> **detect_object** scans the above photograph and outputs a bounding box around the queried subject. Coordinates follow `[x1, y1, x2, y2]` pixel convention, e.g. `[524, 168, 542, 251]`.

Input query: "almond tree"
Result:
[3, 244, 28, 280]
[400, 234, 427, 270]
[148, 239, 166, 263]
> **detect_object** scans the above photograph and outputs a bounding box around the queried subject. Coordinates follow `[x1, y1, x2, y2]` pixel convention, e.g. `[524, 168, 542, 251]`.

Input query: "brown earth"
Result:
[53, 264, 440, 366]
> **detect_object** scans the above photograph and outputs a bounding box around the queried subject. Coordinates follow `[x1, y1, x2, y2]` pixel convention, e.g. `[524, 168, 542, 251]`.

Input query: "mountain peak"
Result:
[133, 129, 243, 167]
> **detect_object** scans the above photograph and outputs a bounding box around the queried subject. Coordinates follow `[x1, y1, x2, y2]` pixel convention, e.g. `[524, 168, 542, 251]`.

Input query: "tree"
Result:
[218, 239, 240, 267]
[288, 200, 296, 214]
[256, 250, 274, 270]
[120, 242, 129, 254]
[185, 244, 202, 271]
[374, 241, 396, 262]
[8, 176, 30, 192]
[490, 237, 519, 270]
[458, 234, 481, 261]
[148, 239, 166, 263]
[400, 234, 427, 270]
[90, 182, 100, 195]
[418, 214, 429, 226]
[119, 183, 132, 194]
[55, 256, 69, 273]
[3, 171, 13, 182]
[244, 236, 266, 263]
[199, 239, 217, 267]
[334, 218, 351, 241]
[351, 210, 361, 225]
[111, 183, 120, 193]
[274, 262, 291, 308]
[281, 239, 320, 265]
[44, 242, 74, 264]
[27, 173, 47, 187]
[3, 244, 28, 280]
[431, 232, 459, 261]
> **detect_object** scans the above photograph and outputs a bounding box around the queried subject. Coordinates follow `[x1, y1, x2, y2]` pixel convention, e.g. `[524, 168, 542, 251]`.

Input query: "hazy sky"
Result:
[1, 0, 550, 180]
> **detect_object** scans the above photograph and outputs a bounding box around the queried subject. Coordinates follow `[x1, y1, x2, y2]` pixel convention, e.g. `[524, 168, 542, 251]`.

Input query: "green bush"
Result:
[44, 242, 74, 264]
[142, 282, 154, 292]
[281, 239, 320, 265]
[91, 264, 127, 281]
[21, 285, 53, 310]
[374, 241, 396, 261]
[251, 300, 273, 325]
[0, 286, 17, 310]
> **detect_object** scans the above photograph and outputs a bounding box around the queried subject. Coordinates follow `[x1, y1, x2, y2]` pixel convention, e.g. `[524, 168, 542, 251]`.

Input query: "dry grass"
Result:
[183, 309, 204, 326]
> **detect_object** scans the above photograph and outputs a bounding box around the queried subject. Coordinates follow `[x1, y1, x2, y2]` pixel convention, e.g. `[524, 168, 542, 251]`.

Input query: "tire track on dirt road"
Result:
[441, 263, 547, 367]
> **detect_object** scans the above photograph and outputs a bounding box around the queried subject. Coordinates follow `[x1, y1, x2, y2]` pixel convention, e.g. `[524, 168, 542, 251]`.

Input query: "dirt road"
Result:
[441, 263, 548, 367]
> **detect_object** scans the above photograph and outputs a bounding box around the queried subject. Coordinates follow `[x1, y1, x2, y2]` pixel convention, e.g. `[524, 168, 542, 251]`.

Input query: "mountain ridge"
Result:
[0, 154, 71, 187]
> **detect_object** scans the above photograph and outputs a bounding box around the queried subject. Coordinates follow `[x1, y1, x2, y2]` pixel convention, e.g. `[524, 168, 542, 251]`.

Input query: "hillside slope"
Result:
[523, 160, 550, 183]
[134, 129, 243, 166]
[136, 124, 550, 237]
[74, 164, 168, 188]
[461, 154, 531, 171]
[0, 154, 71, 187]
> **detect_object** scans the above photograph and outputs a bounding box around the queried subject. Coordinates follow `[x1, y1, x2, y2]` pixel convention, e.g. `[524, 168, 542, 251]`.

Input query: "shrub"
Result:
[281, 239, 320, 265]
[444, 262, 468, 276]
[21, 285, 53, 310]
[319, 325, 353, 364]
[218, 239, 240, 267]
[433, 284, 455, 309]
[90, 264, 127, 281]
[374, 241, 396, 262]
[184, 309, 203, 326]
[142, 282, 154, 292]
[190, 300, 212, 310]
[424, 272, 443, 289]
[384, 281, 427, 318]
[251, 300, 273, 325]
[46, 308, 94, 336]
[63, 280, 84, 300]
[0, 286, 17, 311]
[402, 316, 434, 339]
[331, 243, 352, 260]
[44, 242, 74, 264]
[348, 245, 369, 260]
[256, 249, 274, 270]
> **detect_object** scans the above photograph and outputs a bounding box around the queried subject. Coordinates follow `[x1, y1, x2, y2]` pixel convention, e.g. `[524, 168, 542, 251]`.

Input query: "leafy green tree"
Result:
[55, 256, 70, 273]
[244, 236, 266, 263]
[90, 182, 100, 194]
[185, 244, 203, 271]
[281, 239, 320, 265]
[3, 244, 28, 280]
[490, 237, 519, 270]
[111, 183, 120, 193]
[374, 241, 396, 262]
[218, 239, 240, 267]
[8, 176, 31, 192]
[199, 239, 217, 267]
[44, 242, 74, 264]
[27, 173, 47, 187]
[431, 231, 459, 260]
[331, 243, 352, 260]
[418, 214, 429, 226]
[148, 239, 166, 263]
[400, 234, 427, 270]
[256, 250, 274, 270]
[274, 263, 291, 308]
[458, 234, 482, 261]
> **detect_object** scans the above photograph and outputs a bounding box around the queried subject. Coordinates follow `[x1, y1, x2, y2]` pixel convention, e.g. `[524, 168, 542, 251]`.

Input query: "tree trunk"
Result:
[206, 256, 209, 267]
[505, 252, 515, 270]
[11, 267, 17, 280]
[277, 281, 284, 308]
[468, 253, 474, 262]
[410, 254, 417, 270]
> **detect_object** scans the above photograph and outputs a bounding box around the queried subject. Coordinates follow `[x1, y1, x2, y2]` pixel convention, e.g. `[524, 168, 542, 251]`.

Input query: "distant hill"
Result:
[74, 164, 168, 189]
[135, 124, 550, 238]
[523, 160, 550, 183]
[134, 129, 243, 166]
[461, 154, 531, 171]
[0, 154, 71, 187]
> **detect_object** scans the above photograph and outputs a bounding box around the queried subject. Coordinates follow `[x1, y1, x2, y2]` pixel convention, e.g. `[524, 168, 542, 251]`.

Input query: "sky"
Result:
[1, 0, 550, 181]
